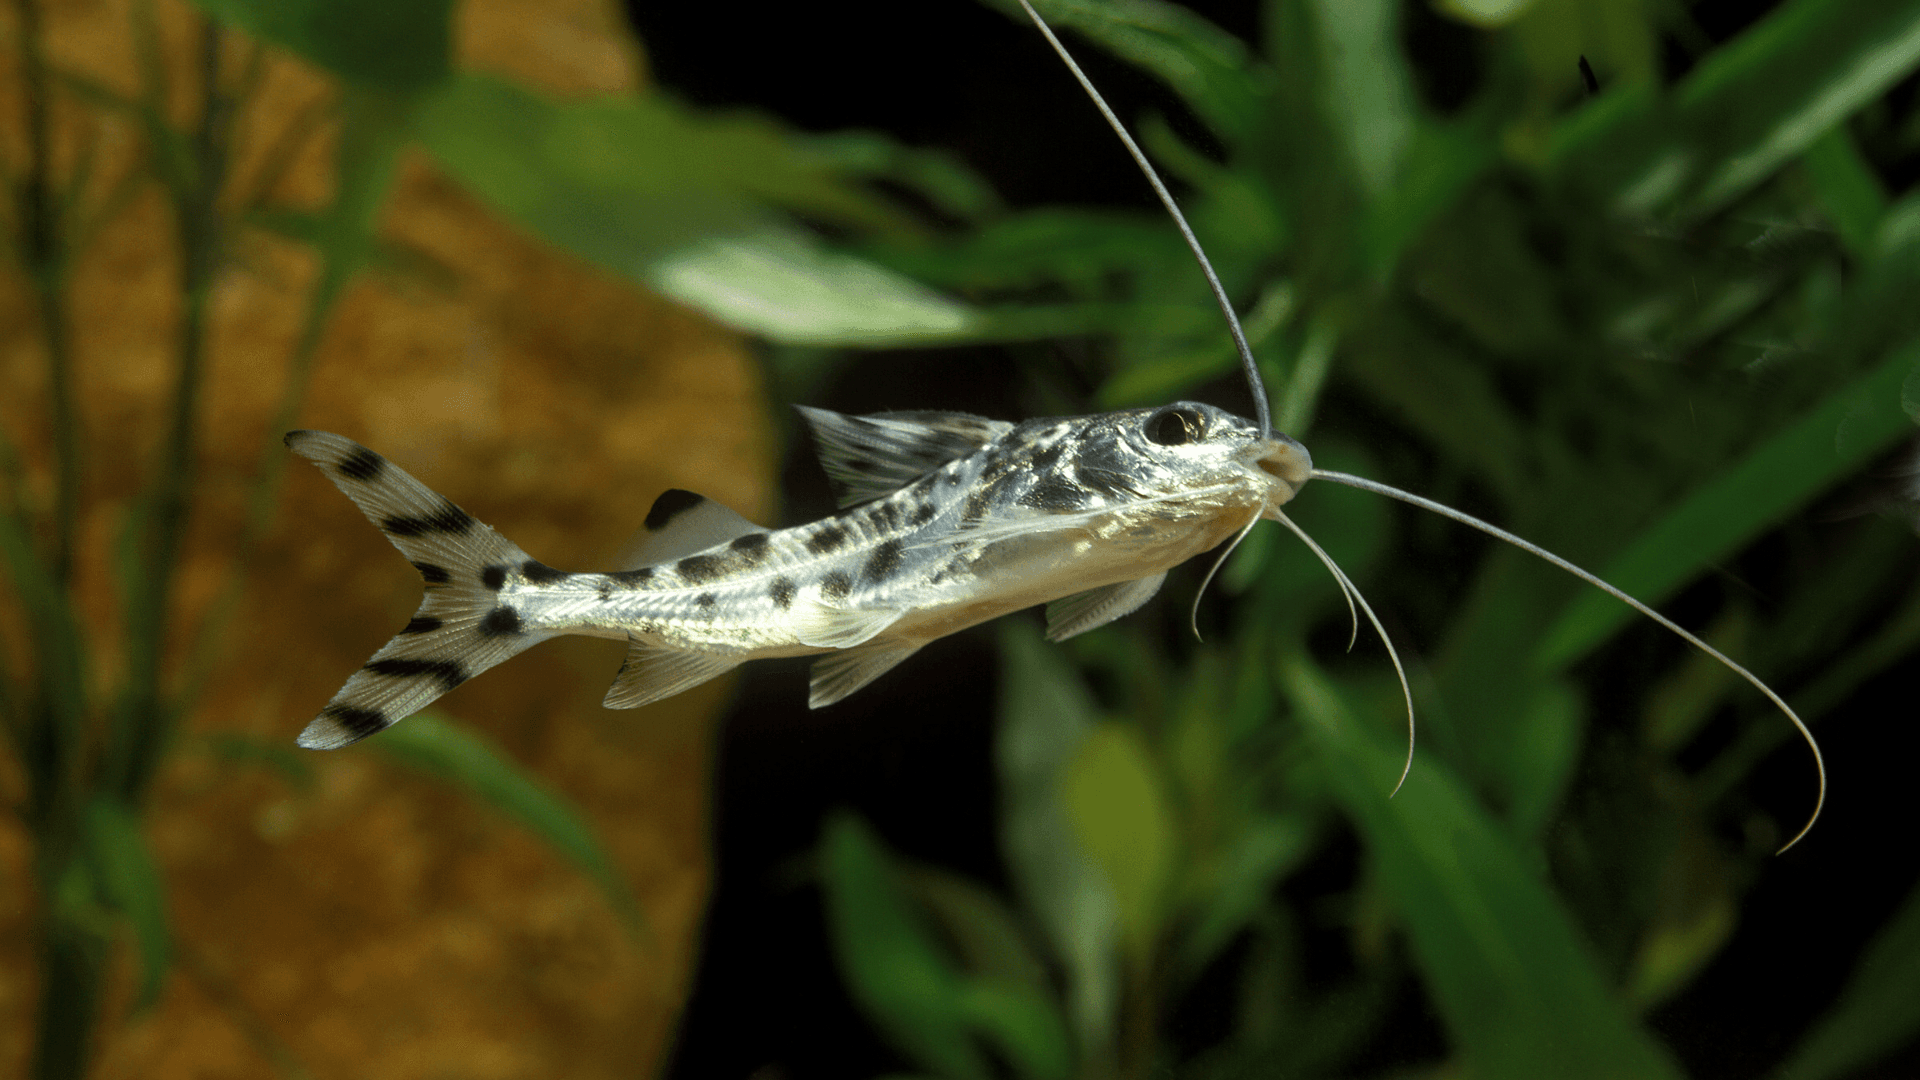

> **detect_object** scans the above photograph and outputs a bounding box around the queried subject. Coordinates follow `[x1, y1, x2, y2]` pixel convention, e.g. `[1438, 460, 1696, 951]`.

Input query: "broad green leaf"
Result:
[81, 797, 170, 1006]
[1281, 652, 1686, 1080]
[997, 624, 1121, 1053]
[189, 0, 452, 92]
[954, 981, 1074, 1080]
[1537, 337, 1920, 668]
[372, 713, 643, 934]
[1773, 875, 1920, 1080]
[820, 813, 987, 1080]
[415, 75, 977, 345]
[1062, 724, 1175, 957]
[1306, 0, 1414, 203]
[648, 229, 977, 346]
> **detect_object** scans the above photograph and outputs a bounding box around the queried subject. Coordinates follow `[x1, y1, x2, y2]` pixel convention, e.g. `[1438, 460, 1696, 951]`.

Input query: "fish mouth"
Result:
[1254, 436, 1313, 493]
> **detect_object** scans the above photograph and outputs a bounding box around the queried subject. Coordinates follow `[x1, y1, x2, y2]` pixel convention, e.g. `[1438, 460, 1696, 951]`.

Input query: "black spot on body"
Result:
[382, 501, 475, 537]
[364, 657, 468, 692]
[909, 501, 937, 527]
[610, 567, 654, 585]
[862, 539, 905, 585]
[480, 564, 507, 590]
[821, 571, 852, 601]
[867, 502, 899, 531]
[769, 576, 796, 610]
[696, 592, 717, 610]
[1073, 452, 1136, 497]
[1020, 474, 1092, 512]
[597, 579, 613, 601]
[521, 559, 567, 584]
[806, 525, 849, 554]
[645, 488, 705, 530]
[676, 553, 723, 583]
[729, 533, 770, 561]
[481, 606, 523, 636]
[1029, 442, 1066, 471]
[402, 615, 442, 634]
[320, 704, 388, 739]
[964, 489, 994, 523]
[413, 562, 450, 584]
[337, 447, 386, 482]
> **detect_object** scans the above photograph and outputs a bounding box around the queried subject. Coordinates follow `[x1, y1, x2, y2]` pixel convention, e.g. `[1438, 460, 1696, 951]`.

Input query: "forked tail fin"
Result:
[285, 431, 555, 749]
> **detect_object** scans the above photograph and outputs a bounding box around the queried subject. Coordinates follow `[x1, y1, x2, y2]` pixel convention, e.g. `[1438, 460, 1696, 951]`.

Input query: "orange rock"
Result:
[0, 1, 769, 1077]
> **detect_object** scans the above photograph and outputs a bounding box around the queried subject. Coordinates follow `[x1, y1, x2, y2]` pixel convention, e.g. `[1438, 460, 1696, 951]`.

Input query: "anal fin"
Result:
[810, 643, 923, 708]
[1044, 572, 1166, 642]
[603, 636, 741, 709]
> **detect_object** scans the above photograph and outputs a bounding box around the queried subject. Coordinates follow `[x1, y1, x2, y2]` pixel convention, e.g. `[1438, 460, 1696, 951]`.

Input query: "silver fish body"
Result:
[286, 401, 1310, 749]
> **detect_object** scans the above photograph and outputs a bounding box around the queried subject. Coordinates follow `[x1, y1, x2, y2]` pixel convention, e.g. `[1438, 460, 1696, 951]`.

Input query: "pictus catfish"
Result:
[288, 0, 1825, 851]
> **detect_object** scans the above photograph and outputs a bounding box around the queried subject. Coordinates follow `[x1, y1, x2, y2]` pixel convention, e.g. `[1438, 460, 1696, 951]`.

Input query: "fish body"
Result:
[287, 401, 1312, 749]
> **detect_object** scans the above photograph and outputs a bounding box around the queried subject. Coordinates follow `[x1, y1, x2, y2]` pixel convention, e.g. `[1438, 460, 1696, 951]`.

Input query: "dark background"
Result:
[619, 2, 1920, 1079]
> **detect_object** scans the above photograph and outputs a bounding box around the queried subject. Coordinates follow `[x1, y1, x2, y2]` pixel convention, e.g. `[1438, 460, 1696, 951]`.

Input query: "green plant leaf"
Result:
[1281, 651, 1686, 1080]
[414, 74, 977, 345]
[1001, 0, 1266, 142]
[188, 0, 452, 92]
[1062, 723, 1176, 957]
[1537, 337, 1920, 668]
[1306, 0, 1415, 203]
[1801, 126, 1888, 257]
[1553, 0, 1920, 217]
[997, 623, 1121, 1054]
[1773, 875, 1920, 1080]
[820, 812, 988, 1080]
[81, 797, 170, 1007]
[371, 713, 644, 935]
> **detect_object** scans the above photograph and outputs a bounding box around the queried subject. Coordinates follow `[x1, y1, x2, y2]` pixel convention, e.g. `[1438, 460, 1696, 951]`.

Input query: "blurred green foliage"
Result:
[806, 0, 1920, 1078]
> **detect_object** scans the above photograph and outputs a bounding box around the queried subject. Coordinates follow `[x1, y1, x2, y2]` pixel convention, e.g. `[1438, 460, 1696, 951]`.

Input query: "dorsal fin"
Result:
[797, 405, 1011, 508]
[614, 489, 767, 569]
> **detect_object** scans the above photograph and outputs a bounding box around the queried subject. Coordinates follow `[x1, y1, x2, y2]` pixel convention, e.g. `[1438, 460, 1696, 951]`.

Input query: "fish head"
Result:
[1100, 401, 1312, 513]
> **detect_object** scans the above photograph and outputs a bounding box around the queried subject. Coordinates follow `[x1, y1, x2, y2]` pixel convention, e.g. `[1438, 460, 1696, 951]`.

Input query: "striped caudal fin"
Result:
[285, 431, 554, 749]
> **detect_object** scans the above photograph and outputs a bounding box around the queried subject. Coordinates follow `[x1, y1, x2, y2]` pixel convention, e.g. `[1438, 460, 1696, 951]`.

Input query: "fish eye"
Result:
[1143, 405, 1206, 447]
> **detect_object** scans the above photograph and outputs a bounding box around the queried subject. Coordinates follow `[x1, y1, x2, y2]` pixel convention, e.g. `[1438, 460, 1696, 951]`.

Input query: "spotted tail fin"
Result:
[285, 431, 555, 749]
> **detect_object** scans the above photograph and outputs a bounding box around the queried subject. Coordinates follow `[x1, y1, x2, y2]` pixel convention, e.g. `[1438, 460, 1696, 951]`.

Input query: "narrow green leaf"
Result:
[820, 812, 987, 1080]
[1281, 652, 1686, 1080]
[81, 797, 170, 1007]
[1801, 125, 1888, 257]
[1553, 0, 1920, 217]
[188, 0, 452, 92]
[371, 713, 644, 934]
[1537, 339, 1920, 668]
[1774, 875, 1920, 1080]
[1682, 0, 1920, 213]
[997, 624, 1121, 1053]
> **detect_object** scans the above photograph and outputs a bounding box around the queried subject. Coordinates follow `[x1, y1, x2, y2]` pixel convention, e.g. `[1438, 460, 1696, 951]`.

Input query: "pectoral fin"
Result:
[809, 642, 923, 708]
[603, 637, 741, 709]
[1044, 573, 1166, 642]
